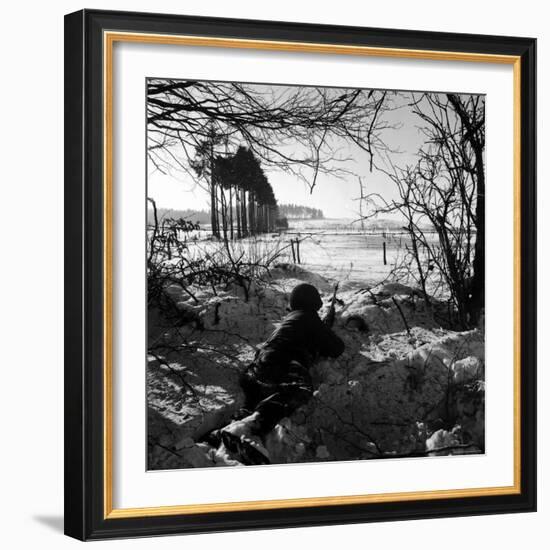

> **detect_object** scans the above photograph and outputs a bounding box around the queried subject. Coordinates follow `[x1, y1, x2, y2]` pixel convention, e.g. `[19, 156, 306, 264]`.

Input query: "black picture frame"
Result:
[64, 8, 537, 541]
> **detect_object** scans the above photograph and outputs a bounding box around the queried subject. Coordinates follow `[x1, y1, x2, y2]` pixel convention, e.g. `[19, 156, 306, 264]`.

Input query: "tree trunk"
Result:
[236, 188, 241, 238]
[210, 179, 218, 238]
[257, 204, 263, 233]
[209, 139, 218, 238]
[229, 185, 234, 240]
[248, 192, 255, 235]
[468, 143, 485, 324]
[214, 186, 220, 238]
[447, 94, 485, 325]
[241, 189, 248, 236]
[221, 186, 228, 243]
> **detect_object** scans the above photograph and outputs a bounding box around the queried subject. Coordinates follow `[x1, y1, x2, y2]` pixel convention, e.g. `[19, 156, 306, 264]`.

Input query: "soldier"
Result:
[220, 283, 345, 464]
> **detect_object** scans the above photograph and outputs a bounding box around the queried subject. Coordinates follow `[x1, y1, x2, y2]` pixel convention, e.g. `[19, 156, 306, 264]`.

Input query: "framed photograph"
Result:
[64, 9, 536, 540]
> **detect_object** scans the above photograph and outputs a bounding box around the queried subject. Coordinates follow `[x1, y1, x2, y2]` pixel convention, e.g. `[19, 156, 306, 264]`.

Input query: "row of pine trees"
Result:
[192, 133, 278, 240]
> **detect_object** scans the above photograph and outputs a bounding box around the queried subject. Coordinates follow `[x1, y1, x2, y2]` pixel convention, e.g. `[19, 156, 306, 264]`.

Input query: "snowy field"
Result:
[180, 218, 439, 288]
[282, 230, 403, 285]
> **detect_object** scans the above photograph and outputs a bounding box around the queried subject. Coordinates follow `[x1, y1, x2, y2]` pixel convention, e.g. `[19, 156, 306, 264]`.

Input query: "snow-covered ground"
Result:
[279, 231, 401, 284]
[147, 256, 485, 470]
[182, 219, 438, 287]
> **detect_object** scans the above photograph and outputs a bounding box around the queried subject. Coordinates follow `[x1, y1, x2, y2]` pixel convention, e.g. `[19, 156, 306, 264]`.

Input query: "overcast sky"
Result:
[147, 86, 477, 220]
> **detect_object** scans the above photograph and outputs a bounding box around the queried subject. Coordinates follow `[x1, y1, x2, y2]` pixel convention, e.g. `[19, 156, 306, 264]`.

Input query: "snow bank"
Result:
[148, 270, 485, 469]
[297, 327, 484, 460]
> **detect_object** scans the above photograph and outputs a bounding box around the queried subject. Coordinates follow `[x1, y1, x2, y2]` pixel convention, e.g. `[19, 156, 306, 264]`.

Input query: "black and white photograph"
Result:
[146, 79, 486, 470]
[1, 0, 544, 544]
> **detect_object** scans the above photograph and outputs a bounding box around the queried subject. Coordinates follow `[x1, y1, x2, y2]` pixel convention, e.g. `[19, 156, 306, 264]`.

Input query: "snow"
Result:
[183, 223, 432, 288]
[147, 262, 485, 469]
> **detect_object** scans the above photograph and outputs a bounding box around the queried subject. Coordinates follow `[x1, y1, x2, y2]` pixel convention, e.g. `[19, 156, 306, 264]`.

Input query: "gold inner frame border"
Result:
[102, 30, 522, 519]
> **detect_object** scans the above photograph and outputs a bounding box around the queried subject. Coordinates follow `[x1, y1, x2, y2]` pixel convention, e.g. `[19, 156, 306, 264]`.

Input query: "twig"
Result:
[391, 295, 411, 336]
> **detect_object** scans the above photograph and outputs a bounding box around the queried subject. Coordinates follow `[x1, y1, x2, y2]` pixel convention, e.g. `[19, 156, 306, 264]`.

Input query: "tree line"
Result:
[146, 208, 210, 226]
[278, 204, 324, 220]
[191, 138, 278, 240]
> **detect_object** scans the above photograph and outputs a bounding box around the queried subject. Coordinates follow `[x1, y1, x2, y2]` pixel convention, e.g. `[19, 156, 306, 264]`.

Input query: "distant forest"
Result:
[147, 204, 325, 225]
[147, 208, 210, 225]
[278, 204, 324, 219]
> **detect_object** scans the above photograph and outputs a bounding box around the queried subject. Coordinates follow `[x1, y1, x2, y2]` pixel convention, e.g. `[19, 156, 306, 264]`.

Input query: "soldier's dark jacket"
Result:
[252, 309, 345, 382]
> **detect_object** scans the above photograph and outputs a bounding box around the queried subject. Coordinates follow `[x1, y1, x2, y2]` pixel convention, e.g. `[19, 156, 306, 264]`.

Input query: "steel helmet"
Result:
[289, 283, 323, 311]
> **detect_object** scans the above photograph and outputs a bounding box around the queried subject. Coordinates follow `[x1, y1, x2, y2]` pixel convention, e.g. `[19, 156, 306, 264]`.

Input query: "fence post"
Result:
[296, 239, 301, 264]
[383, 241, 387, 265]
[290, 239, 296, 263]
